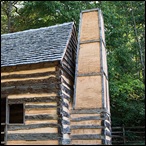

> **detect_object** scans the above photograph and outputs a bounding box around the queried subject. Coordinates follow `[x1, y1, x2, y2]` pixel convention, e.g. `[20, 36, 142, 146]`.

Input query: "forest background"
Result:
[1, 1, 145, 127]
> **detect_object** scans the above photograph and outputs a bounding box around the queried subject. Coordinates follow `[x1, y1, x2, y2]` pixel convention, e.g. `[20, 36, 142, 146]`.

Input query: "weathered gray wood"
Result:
[63, 54, 75, 69]
[62, 62, 74, 76]
[71, 116, 106, 122]
[2, 85, 59, 95]
[1, 71, 56, 79]
[60, 64, 74, 79]
[61, 77, 73, 90]
[62, 119, 70, 125]
[71, 125, 104, 129]
[25, 114, 58, 120]
[61, 85, 73, 96]
[62, 127, 71, 134]
[71, 108, 108, 114]
[1, 77, 59, 86]
[105, 129, 111, 137]
[59, 92, 71, 102]
[7, 133, 59, 140]
[62, 101, 69, 108]
[25, 105, 58, 109]
[71, 134, 104, 140]
[8, 96, 59, 104]
[61, 138, 71, 145]
[101, 119, 111, 129]
[8, 123, 60, 131]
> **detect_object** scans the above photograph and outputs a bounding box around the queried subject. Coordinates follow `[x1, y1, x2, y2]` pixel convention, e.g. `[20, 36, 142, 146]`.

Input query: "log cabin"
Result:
[1, 8, 111, 145]
[1, 22, 78, 145]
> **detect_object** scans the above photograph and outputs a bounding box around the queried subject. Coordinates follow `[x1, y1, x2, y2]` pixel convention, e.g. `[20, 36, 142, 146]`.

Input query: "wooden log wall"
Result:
[1, 62, 61, 145]
[71, 9, 111, 145]
[59, 24, 78, 145]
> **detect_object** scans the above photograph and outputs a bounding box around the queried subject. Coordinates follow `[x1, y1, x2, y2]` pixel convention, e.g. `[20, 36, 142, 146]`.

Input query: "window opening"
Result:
[9, 104, 24, 124]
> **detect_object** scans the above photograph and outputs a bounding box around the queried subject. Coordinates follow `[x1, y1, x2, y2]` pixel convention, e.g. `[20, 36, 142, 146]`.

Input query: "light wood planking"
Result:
[71, 139, 101, 145]
[25, 108, 57, 115]
[1, 67, 56, 76]
[71, 120, 101, 126]
[26, 102, 57, 106]
[25, 120, 58, 125]
[8, 93, 57, 99]
[8, 127, 58, 134]
[61, 75, 72, 85]
[1, 75, 56, 83]
[71, 113, 100, 119]
[7, 140, 58, 145]
[71, 129, 101, 135]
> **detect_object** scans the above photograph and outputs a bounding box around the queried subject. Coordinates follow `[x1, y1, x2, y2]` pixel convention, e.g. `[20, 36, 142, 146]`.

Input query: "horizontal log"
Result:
[71, 125, 104, 129]
[71, 134, 104, 140]
[6, 140, 59, 145]
[25, 114, 58, 120]
[2, 84, 60, 94]
[71, 108, 108, 114]
[2, 86, 59, 96]
[8, 127, 58, 134]
[71, 116, 106, 122]
[25, 108, 57, 115]
[1, 71, 56, 80]
[7, 133, 59, 140]
[1, 76, 58, 86]
[1, 61, 58, 73]
[8, 96, 59, 104]
[25, 119, 58, 125]
[8, 123, 59, 131]
[25, 105, 58, 109]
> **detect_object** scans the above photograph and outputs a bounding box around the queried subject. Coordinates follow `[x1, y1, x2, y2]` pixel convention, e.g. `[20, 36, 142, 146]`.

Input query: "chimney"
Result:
[71, 8, 111, 145]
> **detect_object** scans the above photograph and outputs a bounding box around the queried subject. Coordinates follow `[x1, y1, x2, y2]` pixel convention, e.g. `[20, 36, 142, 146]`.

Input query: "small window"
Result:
[9, 104, 24, 124]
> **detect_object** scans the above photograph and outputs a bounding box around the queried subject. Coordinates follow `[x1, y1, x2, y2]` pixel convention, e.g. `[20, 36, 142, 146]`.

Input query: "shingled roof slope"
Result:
[1, 22, 74, 67]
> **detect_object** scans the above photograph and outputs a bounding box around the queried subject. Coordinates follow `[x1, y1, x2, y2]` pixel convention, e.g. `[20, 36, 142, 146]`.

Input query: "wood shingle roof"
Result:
[1, 22, 74, 67]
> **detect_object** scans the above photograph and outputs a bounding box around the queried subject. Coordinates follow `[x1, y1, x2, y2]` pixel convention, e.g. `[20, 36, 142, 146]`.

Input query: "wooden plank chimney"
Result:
[71, 8, 111, 145]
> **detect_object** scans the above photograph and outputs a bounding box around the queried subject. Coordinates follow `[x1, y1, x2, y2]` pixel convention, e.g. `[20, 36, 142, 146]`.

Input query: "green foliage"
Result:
[1, 1, 145, 127]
